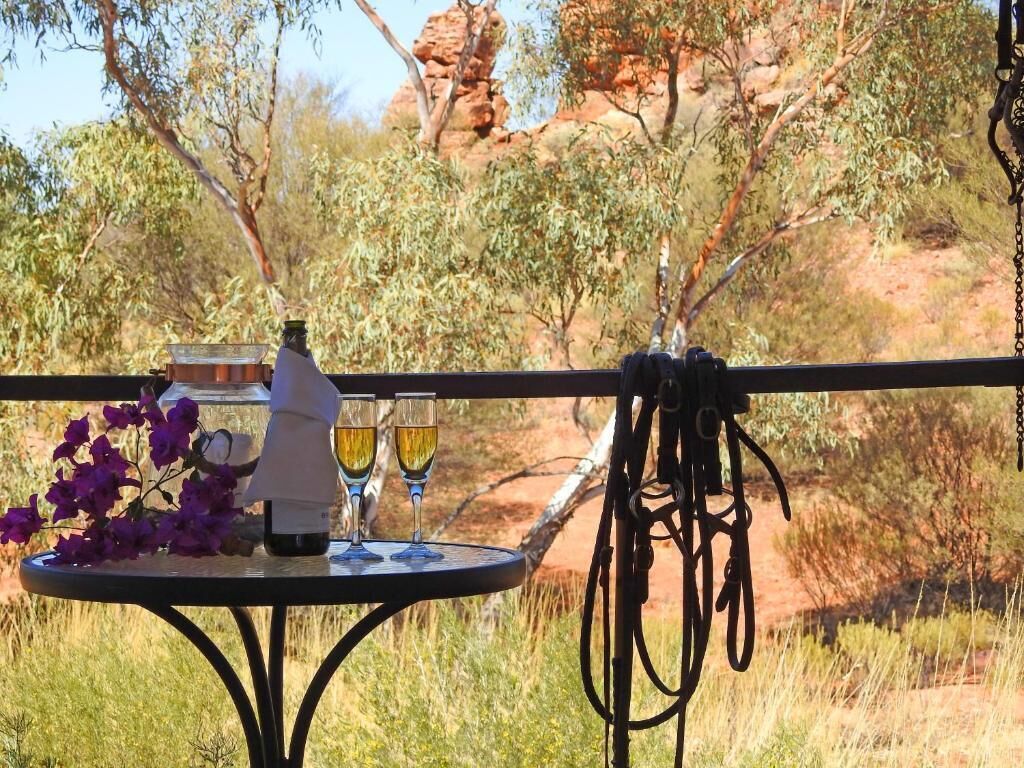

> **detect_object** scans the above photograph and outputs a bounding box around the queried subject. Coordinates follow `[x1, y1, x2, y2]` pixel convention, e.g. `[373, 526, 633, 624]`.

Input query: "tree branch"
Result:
[660, 36, 685, 144]
[673, 9, 889, 320]
[252, 0, 285, 213]
[95, 0, 281, 293]
[353, 0, 433, 144]
[429, 456, 587, 540]
[648, 233, 672, 350]
[686, 208, 835, 325]
[78, 212, 110, 264]
[430, 0, 501, 147]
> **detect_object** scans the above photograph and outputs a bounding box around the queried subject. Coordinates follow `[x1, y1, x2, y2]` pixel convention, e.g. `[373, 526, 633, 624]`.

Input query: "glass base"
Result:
[330, 541, 384, 562]
[390, 542, 444, 560]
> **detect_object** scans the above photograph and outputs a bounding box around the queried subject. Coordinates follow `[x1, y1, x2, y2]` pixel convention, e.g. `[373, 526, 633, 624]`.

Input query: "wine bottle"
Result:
[264, 320, 331, 556]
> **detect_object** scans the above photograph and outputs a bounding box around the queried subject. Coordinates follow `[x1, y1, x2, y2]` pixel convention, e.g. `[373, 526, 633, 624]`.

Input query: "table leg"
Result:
[269, 605, 287, 761]
[144, 601, 414, 768]
[143, 604, 266, 768]
[287, 601, 413, 768]
[230, 607, 282, 767]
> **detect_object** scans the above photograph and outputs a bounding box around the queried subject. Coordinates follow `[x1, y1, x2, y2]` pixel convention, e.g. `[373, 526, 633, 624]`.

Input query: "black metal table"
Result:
[19, 540, 525, 768]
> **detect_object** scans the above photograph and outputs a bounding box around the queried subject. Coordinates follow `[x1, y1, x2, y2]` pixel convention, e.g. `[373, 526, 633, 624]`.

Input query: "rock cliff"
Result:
[384, 4, 508, 143]
[386, 2, 804, 159]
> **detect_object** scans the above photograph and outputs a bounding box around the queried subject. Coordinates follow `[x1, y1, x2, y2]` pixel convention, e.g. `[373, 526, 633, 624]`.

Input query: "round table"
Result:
[20, 540, 525, 768]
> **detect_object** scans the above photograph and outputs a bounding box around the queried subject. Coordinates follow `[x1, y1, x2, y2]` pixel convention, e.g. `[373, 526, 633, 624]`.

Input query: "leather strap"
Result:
[579, 349, 791, 767]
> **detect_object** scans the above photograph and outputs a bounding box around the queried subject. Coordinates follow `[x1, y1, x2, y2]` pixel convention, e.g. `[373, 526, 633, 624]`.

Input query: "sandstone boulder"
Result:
[384, 4, 508, 139]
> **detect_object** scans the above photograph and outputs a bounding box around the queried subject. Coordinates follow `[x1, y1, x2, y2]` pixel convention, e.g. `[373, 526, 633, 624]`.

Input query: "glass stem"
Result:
[411, 490, 423, 545]
[350, 490, 363, 546]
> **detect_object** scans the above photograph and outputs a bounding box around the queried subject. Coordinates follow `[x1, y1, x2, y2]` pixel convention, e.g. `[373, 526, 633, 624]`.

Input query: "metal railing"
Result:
[1, 356, 1023, 401]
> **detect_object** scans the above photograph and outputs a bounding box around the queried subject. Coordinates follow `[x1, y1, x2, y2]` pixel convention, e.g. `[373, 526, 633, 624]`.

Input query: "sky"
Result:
[0, 0, 532, 148]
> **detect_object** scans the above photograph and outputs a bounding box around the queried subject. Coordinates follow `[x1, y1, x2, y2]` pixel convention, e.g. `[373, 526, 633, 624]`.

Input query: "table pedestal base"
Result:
[143, 601, 414, 768]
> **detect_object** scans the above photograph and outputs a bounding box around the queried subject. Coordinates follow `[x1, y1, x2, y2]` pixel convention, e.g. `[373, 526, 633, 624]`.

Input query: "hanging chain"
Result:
[990, 0, 1024, 470]
[1014, 199, 1024, 469]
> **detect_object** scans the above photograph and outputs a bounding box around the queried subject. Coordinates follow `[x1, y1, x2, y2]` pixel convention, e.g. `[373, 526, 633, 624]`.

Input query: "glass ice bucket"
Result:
[157, 344, 271, 522]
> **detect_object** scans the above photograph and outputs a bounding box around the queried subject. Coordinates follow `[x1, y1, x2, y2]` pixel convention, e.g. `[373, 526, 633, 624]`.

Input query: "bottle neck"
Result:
[282, 329, 309, 357]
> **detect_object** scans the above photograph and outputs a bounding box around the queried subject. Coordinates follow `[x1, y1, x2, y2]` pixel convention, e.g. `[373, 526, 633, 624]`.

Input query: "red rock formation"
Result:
[553, 0, 797, 123]
[384, 4, 508, 139]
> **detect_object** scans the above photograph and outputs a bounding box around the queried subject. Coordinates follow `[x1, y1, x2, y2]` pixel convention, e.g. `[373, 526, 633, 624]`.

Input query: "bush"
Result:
[780, 389, 1024, 611]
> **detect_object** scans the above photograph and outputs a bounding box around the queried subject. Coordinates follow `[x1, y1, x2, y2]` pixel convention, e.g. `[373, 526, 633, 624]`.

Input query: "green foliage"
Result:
[0, 120, 200, 370]
[503, 0, 993, 371]
[0, 134, 40, 215]
[39, 119, 198, 236]
[476, 138, 686, 364]
[695, 225, 898, 364]
[309, 141, 526, 373]
[0, 711, 56, 768]
[904, 609, 998, 665]
[726, 331, 847, 472]
[820, 1, 991, 239]
[691, 727, 823, 768]
[905, 106, 1016, 274]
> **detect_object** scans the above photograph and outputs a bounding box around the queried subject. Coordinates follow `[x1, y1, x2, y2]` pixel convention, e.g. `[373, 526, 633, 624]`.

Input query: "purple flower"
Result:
[208, 463, 238, 493]
[140, 393, 166, 427]
[52, 416, 91, 461]
[45, 469, 79, 522]
[52, 442, 78, 461]
[53, 533, 94, 565]
[159, 508, 223, 557]
[75, 467, 124, 519]
[166, 398, 199, 437]
[180, 466, 241, 515]
[64, 416, 90, 446]
[159, 474, 239, 556]
[149, 423, 190, 469]
[52, 524, 116, 565]
[103, 402, 145, 430]
[0, 495, 44, 545]
[107, 517, 159, 560]
[89, 435, 132, 475]
[178, 477, 215, 515]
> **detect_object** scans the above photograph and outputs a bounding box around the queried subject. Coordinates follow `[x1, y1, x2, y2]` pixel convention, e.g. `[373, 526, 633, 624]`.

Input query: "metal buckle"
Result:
[657, 377, 682, 413]
[695, 405, 721, 440]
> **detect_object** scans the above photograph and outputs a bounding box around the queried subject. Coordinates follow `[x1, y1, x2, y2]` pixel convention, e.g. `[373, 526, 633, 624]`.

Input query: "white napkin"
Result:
[243, 347, 340, 506]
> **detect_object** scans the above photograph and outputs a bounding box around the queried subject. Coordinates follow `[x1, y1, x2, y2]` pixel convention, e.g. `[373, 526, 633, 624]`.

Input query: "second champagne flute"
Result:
[332, 394, 383, 562]
[391, 392, 443, 560]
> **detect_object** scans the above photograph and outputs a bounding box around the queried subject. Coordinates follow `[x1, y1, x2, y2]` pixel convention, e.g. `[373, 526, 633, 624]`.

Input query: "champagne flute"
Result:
[331, 394, 383, 562]
[391, 393, 443, 560]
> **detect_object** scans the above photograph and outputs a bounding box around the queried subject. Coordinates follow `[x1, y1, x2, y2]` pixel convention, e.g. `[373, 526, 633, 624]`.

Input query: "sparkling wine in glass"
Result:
[391, 393, 443, 560]
[331, 394, 383, 562]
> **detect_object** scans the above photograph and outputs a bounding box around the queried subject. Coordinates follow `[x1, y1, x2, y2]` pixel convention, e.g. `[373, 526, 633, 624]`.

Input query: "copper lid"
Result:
[164, 363, 273, 384]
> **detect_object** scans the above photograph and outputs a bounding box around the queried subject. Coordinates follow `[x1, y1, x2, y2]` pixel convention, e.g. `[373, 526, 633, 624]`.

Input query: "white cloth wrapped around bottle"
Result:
[243, 346, 340, 511]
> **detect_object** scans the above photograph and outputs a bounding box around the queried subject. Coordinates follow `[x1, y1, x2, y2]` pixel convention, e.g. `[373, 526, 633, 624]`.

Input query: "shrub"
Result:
[780, 389, 1024, 611]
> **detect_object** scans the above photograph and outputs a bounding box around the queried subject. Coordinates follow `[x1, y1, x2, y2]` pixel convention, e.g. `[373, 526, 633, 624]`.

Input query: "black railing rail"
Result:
[1, 356, 1023, 401]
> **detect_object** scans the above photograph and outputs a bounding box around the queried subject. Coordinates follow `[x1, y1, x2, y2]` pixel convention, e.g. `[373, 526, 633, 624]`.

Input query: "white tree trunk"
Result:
[516, 411, 620, 579]
[515, 324, 688, 581]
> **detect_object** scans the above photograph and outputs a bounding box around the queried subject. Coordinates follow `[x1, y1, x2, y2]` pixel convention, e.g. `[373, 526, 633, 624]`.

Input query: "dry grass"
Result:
[0, 586, 1021, 767]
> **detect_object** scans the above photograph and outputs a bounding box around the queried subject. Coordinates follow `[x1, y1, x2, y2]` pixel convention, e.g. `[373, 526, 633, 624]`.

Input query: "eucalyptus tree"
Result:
[0, 122, 199, 515]
[478, 139, 686, 370]
[0, 120, 197, 371]
[497, 0, 990, 577]
[310, 141, 528, 527]
[3, 0, 328, 314]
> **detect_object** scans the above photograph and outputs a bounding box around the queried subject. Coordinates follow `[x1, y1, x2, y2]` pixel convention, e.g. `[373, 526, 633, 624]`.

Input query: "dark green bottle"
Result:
[264, 320, 331, 556]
